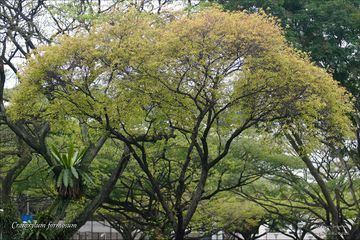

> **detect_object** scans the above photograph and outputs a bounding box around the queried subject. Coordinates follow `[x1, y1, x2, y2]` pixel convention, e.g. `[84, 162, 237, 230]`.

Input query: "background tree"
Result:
[196, 194, 267, 240]
[237, 133, 360, 239]
[215, 0, 360, 106]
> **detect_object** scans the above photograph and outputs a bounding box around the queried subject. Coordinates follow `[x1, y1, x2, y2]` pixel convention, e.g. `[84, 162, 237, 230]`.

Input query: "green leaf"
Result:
[75, 147, 88, 165]
[68, 175, 74, 188]
[50, 145, 62, 163]
[57, 170, 64, 187]
[61, 153, 69, 168]
[70, 166, 79, 179]
[71, 150, 79, 166]
[68, 144, 75, 166]
[63, 169, 70, 187]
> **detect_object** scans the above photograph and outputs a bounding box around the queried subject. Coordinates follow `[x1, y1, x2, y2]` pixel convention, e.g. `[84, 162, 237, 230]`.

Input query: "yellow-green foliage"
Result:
[10, 8, 353, 148]
[194, 194, 267, 234]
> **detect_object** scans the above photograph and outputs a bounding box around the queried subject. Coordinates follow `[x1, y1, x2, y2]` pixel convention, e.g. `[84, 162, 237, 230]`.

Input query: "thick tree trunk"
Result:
[174, 228, 185, 240]
[172, 168, 208, 240]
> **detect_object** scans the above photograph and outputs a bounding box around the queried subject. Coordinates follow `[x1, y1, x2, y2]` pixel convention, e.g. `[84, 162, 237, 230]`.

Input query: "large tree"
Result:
[9, 7, 352, 239]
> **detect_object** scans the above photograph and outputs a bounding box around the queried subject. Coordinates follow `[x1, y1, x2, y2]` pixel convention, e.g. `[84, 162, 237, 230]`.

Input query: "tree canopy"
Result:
[0, 2, 358, 240]
[6, 7, 354, 239]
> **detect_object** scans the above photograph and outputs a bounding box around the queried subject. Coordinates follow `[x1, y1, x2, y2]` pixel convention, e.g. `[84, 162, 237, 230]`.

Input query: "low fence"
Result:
[71, 235, 300, 240]
[69, 221, 317, 240]
[71, 232, 122, 240]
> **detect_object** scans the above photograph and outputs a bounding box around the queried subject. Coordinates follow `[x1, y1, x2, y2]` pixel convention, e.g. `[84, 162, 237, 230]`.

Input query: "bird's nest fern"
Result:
[49, 145, 94, 199]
